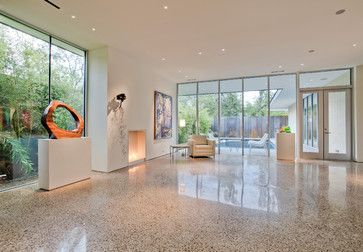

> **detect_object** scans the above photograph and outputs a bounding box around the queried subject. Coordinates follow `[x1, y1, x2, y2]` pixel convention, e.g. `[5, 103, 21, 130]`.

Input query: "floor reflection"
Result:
[178, 158, 280, 213]
[0, 155, 362, 251]
[178, 156, 363, 216]
[57, 227, 87, 252]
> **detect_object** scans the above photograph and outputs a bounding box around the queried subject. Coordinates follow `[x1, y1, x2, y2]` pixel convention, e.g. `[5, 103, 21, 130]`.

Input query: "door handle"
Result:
[324, 129, 331, 134]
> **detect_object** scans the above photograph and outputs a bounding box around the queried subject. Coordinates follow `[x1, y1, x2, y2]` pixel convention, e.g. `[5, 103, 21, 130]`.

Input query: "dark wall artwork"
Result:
[154, 91, 172, 140]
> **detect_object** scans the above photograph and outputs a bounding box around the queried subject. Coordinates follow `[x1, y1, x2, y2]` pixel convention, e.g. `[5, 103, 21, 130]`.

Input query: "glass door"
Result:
[323, 89, 351, 160]
[300, 89, 351, 160]
[301, 91, 323, 159]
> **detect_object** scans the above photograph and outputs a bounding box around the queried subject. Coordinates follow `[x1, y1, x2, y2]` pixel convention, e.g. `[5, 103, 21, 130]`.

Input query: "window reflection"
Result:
[57, 227, 87, 252]
[177, 161, 279, 213]
[178, 160, 359, 216]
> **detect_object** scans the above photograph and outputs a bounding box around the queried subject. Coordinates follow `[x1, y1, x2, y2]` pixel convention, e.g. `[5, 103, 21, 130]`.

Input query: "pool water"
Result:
[218, 140, 275, 150]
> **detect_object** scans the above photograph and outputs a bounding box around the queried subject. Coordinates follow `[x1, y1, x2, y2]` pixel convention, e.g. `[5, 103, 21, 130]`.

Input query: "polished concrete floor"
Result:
[0, 154, 362, 251]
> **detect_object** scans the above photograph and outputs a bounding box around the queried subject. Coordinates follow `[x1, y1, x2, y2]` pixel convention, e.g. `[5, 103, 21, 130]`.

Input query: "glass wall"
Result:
[177, 67, 350, 158]
[269, 74, 297, 156]
[244, 77, 268, 156]
[0, 14, 86, 190]
[51, 39, 85, 130]
[177, 83, 197, 143]
[177, 74, 297, 156]
[220, 79, 242, 154]
[198, 81, 218, 151]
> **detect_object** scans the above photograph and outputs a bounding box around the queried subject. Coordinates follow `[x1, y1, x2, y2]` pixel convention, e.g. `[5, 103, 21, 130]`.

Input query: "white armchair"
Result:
[187, 135, 215, 158]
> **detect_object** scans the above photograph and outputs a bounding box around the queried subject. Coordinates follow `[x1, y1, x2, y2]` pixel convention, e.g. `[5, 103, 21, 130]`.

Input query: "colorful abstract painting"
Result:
[154, 91, 172, 139]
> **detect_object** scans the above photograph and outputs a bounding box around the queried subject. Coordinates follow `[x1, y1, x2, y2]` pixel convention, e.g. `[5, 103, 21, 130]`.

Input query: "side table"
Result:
[170, 144, 189, 159]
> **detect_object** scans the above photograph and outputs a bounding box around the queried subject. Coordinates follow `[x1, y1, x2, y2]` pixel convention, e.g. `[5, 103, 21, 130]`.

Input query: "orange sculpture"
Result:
[41, 100, 84, 139]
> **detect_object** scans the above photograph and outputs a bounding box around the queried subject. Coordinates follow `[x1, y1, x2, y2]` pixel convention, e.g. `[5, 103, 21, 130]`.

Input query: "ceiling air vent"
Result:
[43, 0, 60, 9]
[271, 70, 285, 74]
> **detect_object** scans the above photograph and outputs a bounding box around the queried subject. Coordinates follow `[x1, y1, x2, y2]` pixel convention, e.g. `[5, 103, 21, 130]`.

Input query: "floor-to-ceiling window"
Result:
[177, 83, 197, 144]
[177, 74, 297, 156]
[244, 77, 269, 156]
[269, 74, 297, 156]
[220, 79, 242, 154]
[51, 39, 85, 130]
[176, 68, 351, 160]
[0, 14, 86, 190]
[197, 81, 218, 151]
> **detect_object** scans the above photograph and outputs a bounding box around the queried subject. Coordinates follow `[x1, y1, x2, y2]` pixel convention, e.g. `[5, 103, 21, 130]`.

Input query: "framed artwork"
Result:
[154, 91, 172, 139]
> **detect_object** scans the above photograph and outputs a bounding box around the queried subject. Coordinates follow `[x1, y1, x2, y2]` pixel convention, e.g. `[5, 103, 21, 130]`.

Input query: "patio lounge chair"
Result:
[248, 133, 269, 155]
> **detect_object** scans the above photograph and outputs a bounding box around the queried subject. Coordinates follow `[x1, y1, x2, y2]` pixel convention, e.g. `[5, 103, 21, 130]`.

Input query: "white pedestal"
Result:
[276, 133, 295, 161]
[38, 137, 91, 190]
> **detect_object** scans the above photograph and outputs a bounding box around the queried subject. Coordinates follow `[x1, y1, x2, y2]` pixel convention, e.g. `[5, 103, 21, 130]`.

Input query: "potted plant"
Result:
[276, 125, 295, 160]
[279, 126, 292, 133]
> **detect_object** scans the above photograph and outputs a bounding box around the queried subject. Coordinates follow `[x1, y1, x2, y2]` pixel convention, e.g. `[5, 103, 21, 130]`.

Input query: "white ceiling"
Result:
[1, 0, 363, 83]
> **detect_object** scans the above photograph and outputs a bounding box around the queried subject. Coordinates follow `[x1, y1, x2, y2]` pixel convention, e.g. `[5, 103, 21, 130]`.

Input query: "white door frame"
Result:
[323, 89, 352, 160]
[298, 86, 352, 160]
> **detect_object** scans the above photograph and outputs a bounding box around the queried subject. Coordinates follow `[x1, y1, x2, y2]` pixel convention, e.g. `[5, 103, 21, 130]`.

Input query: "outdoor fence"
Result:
[211, 116, 288, 138]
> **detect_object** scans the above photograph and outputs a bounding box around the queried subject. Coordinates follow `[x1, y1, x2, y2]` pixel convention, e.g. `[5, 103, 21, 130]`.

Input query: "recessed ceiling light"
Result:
[308, 49, 315, 53]
[92, 27, 96, 31]
[178, 70, 182, 73]
[221, 48, 226, 52]
[163, 5, 168, 10]
[71, 15, 76, 19]
[161, 58, 166, 61]
[310, 79, 313, 82]
[185, 75, 188, 78]
[335, 9, 346, 15]
[353, 43, 357, 47]
[300, 63, 304, 66]
[278, 65, 282, 69]
[198, 51, 202, 55]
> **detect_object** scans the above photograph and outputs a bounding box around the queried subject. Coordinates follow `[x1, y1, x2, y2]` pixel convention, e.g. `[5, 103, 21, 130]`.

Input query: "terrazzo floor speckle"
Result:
[0, 154, 362, 251]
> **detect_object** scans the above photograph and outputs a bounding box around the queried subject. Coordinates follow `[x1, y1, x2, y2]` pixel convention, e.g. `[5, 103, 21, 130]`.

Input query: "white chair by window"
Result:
[248, 133, 269, 155]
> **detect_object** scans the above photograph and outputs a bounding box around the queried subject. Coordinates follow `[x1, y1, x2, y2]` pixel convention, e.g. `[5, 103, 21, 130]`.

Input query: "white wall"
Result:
[88, 47, 108, 172]
[353, 65, 363, 162]
[88, 46, 176, 172]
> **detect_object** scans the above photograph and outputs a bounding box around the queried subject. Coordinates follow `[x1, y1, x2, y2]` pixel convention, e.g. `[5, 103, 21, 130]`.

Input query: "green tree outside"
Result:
[178, 90, 287, 143]
[0, 22, 85, 181]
